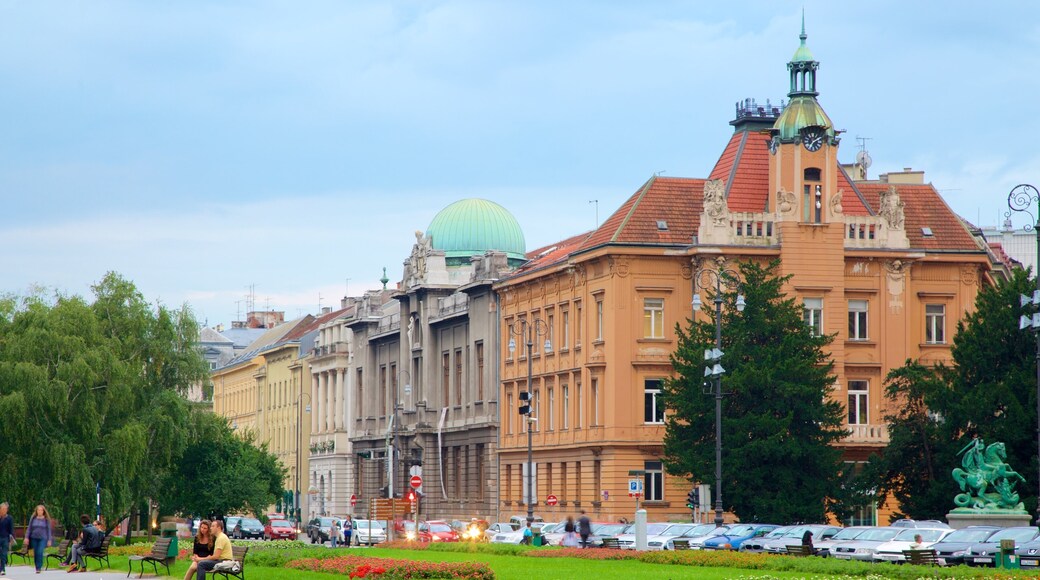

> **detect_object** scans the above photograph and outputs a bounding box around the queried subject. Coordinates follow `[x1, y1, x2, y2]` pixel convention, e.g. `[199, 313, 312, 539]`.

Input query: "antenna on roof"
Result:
[656, 170, 666, 176]
[318, 292, 323, 314]
[589, 199, 599, 228]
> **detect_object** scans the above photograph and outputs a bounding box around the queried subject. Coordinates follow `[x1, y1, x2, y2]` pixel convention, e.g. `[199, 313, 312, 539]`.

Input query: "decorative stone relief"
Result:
[885, 259, 908, 314]
[830, 189, 844, 218]
[879, 186, 906, 231]
[609, 256, 630, 278]
[680, 263, 693, 280]
[960, 265, 978, 287]
[703, 179, 728, 226]
[776, 188, 796, 217]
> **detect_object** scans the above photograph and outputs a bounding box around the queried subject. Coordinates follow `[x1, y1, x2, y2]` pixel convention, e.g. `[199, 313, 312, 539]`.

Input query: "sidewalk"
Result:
[2, 564, 133, 579]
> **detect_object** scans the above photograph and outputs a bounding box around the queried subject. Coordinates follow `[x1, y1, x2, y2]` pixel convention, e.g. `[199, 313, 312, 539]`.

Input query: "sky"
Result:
[2, 1, 1039, 327]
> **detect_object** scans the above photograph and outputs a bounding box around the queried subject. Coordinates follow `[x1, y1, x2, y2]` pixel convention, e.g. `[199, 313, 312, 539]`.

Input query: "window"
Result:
[561, 462, 568, 501]
[595, 300, 604, 340]
[644, 461, 663, 502]
[533, 389, 541, 431]
[475, 342, 484, 401]
[356, 368, 364, 417]
[506, 392, 514, 434]
[848, 380, 869, 425]
[562, 385, 570, 429]
[848, 300, 868, 341]
[454, 348, 463, 405]
[505, 464, 512, 502]
[576, 303, 583, 345]
[643, 298, 664, 339]
[442, 352, 450, 407]
[547, 313, 554, 353]
[591, 379, 600, 426]
[803, 297, 823, 336]
[476, 444, 485, 500]
[926, 304, 946, 344]
[562, 310, 570, 349]
[209, 361, 217, 370]
[576, 380, 583, 428]
[575, 461, 582, 502]
[842, 462, 877, 526]
[389, 363, 397, 413]
[644, 379, 665, 424]
[548, 387, 555, 430]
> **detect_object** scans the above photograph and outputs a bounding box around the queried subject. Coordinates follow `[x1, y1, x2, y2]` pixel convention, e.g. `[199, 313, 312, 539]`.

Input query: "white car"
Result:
[492, 522, 555, 544]
[665, 524, 731, 550]
[352, 519, 387, 545]
[483, 522, 517, 542]
[646, 523, 701, 551]
[615, 523, 675, 550]
[872, 528, 952, 562]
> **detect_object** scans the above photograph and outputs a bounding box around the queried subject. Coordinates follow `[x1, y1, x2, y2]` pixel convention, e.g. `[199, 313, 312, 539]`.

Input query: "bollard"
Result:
[635, 509, 648, 551]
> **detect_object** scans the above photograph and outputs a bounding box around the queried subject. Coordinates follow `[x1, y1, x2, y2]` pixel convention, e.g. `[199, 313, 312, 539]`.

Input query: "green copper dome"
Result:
[791, 11, 814, 62]
[426, 198, 526, 265]
[773, 96, 834, 141]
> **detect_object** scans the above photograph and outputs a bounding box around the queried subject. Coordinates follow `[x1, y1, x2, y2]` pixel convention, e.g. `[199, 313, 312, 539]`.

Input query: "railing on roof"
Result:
[433, 294, 468, 319]
[731, 213, 777, 244]
[734, 98, 785, 121]
[375, 313, 400, 335]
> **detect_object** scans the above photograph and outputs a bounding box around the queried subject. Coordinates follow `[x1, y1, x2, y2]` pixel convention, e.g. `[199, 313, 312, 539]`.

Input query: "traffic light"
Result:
[519, 391, 531, 415]
[686, 489, 698, 510]
[405, 490, 416, 503]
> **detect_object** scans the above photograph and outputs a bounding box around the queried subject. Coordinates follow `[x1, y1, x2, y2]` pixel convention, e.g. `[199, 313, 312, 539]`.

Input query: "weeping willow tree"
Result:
[0, 272, 209, 531]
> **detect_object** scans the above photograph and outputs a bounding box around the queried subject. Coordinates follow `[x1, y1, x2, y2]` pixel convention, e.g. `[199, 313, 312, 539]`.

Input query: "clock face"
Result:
[802, 128, 825, 152]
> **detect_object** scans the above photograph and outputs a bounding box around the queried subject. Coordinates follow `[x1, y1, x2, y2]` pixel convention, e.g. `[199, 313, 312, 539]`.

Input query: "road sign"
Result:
[546, 494, 558, 506]
[410, 475, 423, 489]
[628, 478, 643, 498]
[350, 494, 357, 507]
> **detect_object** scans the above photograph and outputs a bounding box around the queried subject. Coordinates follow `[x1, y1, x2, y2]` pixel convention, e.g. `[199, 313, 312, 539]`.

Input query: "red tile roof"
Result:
[279, 306, 353, 342]
[855, 183, 979, 251]
[514, 231, 593, 276]
[578, 176, 705, 251]
[988, 242, 1019, 269]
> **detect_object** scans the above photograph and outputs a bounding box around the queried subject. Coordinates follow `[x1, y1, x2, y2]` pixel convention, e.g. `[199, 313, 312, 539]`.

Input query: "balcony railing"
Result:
[731, 212, 777, 245]
[434, 294, 469, 319]
[375, 313, 400, 335]
[843, 423, 889, 445]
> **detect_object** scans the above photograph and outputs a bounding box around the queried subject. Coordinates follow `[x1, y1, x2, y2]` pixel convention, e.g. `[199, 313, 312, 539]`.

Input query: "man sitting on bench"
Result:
[68, 515, 101, 573]
[194, 520, 233, 580]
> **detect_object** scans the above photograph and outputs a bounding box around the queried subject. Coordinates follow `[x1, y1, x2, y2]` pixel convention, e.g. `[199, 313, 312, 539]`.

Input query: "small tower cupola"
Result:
[788, 13, 819, 97]
[771, 14, 836, 145]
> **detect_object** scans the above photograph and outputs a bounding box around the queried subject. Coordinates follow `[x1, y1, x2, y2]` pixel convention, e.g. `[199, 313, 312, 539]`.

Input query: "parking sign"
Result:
[627, 478, 643, 497]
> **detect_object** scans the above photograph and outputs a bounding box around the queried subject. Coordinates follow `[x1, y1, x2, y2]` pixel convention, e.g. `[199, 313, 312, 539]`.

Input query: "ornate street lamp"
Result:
[691, 263, 745, 528]
[508, 318, 551, 527]
[1008, 183, 1040, 526]
[296, 391, 311, 527]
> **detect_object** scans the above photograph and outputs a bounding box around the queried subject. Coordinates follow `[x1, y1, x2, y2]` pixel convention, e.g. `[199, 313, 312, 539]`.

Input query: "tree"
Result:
[0, 273, 209, 529]
[867, 268, 1040, 519]
[157, 412, 286, 519]
[662, 260, 848, 523]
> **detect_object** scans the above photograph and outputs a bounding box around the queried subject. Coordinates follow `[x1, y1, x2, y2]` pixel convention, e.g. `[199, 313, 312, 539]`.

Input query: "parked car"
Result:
[264, 519, 298, 541]
[890, 519, 951, 529]
[966, 526, 1040, 566]
[225, 516, 242, 537]
[664, 523, 729, 550]
[646, 523, 700, 551]
[814, 526, 874, 557]
[760, 525, 840, 555]
[830, 527, 901, 561]
[702, 524, 779, 550]
[539, 522, 568, 546]
[307, 517, 340, 543]
[352, 519, 387, 545]
[740, 525, 796, 553]
[873, 528, 953, 562]
[1015, 536, 1040, 569]
[484, 522, 518, 542]
[491, 521, 555, 544]
[508, 515, 545, 528]
[587, 523, 630, 548]
[930, 526, 1000, 566]
[232, 517, 265, 540]
[615, 523, 673, 549]
[413, 520, 461, 543]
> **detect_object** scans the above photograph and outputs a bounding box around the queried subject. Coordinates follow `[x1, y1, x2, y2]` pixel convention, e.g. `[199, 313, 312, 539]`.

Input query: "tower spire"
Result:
[800, 8, 806, 43]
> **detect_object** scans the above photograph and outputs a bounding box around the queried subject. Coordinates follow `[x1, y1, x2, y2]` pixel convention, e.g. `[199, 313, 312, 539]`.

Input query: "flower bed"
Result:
[286, 555, 495, 579]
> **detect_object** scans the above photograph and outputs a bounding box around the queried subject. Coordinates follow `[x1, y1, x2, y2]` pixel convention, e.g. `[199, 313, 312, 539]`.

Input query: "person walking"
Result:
[562, 516, 578, 548]
[0, 503, 12, 576]
[577, 510, 592, 549]
[25, 504, 52, 574]
[343, 517, 352, 548]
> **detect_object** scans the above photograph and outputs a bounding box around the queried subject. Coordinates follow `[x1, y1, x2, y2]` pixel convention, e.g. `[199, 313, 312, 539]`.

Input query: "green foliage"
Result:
[866, 268, 1040, 519]
[662, 260, 848, 523]
[0, 273, 210, 527]
[157, 411, 286, 518]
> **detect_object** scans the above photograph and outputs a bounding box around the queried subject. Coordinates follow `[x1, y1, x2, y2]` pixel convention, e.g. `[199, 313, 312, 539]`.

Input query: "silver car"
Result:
[616, 523, 672, 549]
[740, 526, 796, 553]
[966, 526, 1040, 566]
[352, 519, 387, 545]
[646, 524, 701, 551]
[665, 524, 731, 550]
[830, 527, 900, 561]
[814, 526, 874, 557]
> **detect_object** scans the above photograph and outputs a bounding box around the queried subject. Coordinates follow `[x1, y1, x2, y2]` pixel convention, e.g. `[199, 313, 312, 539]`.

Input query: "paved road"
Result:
[2, 563, 131, 579]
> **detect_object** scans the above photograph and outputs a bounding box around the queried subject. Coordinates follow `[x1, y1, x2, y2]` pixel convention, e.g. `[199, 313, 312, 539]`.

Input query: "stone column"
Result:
[325, 371, 334, 433]
[335, 369, 345, 430]
[311, 373, 320, 434]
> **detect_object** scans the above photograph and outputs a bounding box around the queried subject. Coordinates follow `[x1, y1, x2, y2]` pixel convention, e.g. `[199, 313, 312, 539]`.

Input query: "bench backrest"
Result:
[903, 549, 938, 565]
[93, 536, 111, 555]
[150, 537, 172, 558]
[671, 539, 690, 550]
[600, 538, 620, 549]
[230, 546, 248, 563]
[54, 539, 70, 556]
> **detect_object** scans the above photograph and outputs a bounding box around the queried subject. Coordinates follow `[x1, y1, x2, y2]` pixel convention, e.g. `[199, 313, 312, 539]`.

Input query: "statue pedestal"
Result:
[946, 511, 1033, 529]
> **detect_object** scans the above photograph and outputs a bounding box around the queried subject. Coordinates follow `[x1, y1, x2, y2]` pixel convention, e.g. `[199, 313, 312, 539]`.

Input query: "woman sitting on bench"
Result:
[184, 520, 214, 580]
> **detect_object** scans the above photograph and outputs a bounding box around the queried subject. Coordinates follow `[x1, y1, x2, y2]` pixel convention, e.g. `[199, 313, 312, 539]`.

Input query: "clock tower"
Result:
[768, 15, 840, 225]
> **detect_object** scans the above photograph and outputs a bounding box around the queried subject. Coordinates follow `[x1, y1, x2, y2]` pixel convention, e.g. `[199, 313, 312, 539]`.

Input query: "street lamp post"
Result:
[296, 391, 312, 528]
[691, 263, 745, 528]
[392, 370, 411, 502]
[1008, 183, 1040, 526]
[508, 318, 551, 527]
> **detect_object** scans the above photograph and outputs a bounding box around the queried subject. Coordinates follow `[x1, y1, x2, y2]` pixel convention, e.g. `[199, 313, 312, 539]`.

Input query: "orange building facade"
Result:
[494, 30, 1001, 525]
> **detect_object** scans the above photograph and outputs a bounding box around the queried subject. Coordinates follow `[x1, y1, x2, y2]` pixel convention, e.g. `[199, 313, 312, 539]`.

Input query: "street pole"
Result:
[526, 328, 534, 528]
[713, 280, 724, 529]
[1008, 183, 1040, 526]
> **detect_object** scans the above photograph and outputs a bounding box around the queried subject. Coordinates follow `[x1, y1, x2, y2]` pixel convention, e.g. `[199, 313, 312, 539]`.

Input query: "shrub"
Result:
[526, 548, 637, 561]
[287, 555, 495, 579]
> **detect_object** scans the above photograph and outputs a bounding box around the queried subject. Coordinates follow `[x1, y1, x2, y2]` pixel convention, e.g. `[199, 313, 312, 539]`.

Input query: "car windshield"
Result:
[894, 529, 945, 542]
[990, 527, 1039, 542]
[726, 525, 757, 536]
[682, 524, 722, 537]
[831, 528, 868, 540]
[861, 528, 900, 541]
[762, 527, 791, 539]
[354, 520, 384, 529]
[241, 519, 261, 527]
[643, 524, 670, 535]
[781, 526, 808, 537]
[541, 523, 561, 533]
[663, 525, 696, 537]
[593, 524, 627, 536]
[271, 521, 291, 528]
[319, 518, 335, 526]
[495, 523, 514, 530]
[942, 528, 996, 543]
[429, 524, 452, 532]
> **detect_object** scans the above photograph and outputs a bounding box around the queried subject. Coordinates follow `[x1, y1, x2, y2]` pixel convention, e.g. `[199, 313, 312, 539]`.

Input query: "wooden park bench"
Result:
[671, 539, 691, 551]
[9, 539, 30, 564]
[127, 537, 173, 578]
[599, 538, 621, 549]
[784, 544, 814, 557]
[44, 539, 71, 570]
[211, 546, 249, 580]
[82, 535, 112, 571]
[903, 549, 939, 566]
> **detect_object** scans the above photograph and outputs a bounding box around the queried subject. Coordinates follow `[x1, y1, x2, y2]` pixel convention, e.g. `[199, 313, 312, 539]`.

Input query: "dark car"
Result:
[965, 526, 1040, 566]
[233, 517, 264, 539]
[930, 526, 1000, 566]
[307, 516, 341, 543]
[264, 519, 298, 541]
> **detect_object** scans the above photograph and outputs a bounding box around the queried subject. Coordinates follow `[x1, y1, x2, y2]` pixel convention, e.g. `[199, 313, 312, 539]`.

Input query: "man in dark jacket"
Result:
[577, 510, 592, 548]
[0, 502, 13, 575]
[68, 515, 101, 572]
